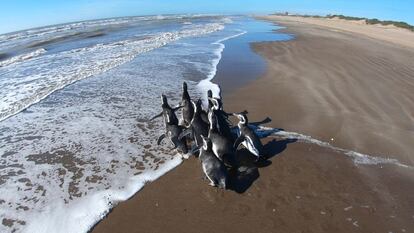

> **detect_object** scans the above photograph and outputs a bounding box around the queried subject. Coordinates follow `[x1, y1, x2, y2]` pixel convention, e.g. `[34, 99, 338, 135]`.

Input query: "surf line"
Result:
[257, 126, 413, 169]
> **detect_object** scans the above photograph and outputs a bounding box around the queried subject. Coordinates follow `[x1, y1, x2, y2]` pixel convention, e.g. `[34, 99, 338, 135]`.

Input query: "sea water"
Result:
[0, 15, 291, 233]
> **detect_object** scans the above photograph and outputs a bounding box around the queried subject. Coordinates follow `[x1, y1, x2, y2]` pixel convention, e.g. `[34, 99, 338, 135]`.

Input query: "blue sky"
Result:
[1, 0, 413, 34]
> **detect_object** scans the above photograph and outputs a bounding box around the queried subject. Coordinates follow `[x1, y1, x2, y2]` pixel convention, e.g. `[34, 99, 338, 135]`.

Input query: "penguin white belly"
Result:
[212, 143, 221, 160]
[238, 127, 260, 157]
[245, 136, 260, 157]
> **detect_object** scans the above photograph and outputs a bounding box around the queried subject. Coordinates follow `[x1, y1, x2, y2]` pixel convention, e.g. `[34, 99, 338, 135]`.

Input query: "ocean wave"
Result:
[0, 22, 225, 122]
[0, 14, 222, 51]
[0, 48, 47, 67]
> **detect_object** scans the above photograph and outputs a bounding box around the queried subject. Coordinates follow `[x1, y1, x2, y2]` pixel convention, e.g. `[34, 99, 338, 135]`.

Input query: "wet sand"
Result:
[92, 16, 414, 233]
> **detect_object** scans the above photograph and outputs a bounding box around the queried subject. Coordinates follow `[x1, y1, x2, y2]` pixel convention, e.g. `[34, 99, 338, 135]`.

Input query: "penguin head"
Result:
[207, 90, 213, 98]
[201, 135, 212, 150]
[234, 113, 248, 125]
[208, 97, 220, 111]
[193, 99, 203, 114]
[196, 99, 203, 109]
[161, 94, 168, 106]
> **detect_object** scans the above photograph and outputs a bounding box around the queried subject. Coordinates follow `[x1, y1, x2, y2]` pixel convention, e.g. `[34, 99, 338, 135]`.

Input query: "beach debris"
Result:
[344, 206, 353, 211]
[353, 221, 359, 227]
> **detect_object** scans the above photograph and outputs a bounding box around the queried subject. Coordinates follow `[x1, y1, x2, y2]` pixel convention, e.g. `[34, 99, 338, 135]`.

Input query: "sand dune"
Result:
[261, 15, 414, 49]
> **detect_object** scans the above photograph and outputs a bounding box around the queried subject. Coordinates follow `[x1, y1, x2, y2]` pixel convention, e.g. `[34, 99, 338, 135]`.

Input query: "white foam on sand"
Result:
[255, 126, 413, 169]
[197, 30, 246, 103]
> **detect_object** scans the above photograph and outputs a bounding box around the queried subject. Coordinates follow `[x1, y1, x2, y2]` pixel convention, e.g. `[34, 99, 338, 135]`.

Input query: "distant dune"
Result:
[261, 14, 414, 49]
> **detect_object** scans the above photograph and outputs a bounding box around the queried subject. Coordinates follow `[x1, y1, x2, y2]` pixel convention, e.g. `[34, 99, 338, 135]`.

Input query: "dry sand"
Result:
[261, 15, 414, 49]
[92, 16, 414, 233]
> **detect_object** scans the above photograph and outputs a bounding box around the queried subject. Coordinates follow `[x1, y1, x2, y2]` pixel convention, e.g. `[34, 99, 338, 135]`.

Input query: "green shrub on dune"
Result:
[272, 12, 414, 31]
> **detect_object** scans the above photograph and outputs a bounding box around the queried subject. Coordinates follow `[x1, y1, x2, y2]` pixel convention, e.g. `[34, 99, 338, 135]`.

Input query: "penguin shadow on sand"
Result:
[226, 117, 297, 193]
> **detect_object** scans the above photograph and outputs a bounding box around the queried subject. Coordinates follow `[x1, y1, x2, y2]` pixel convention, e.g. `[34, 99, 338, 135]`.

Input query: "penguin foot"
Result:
[255, 155, 267, 162]
[181, 153, 190, 159]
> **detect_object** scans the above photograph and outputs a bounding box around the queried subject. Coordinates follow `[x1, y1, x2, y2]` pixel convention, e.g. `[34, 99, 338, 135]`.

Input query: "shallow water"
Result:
[214, 18, 293, 93]
[0, 15, 291, 233]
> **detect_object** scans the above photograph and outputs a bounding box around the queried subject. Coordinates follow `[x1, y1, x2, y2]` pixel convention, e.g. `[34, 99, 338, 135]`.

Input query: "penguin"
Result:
[149, 94, 180, 126]
[157, 114, 188, 154]
[207, 110, 238, 168]
[180, 82, 194, 127]
[208, 97, 236, 141]
[149, 95, 187, 154]
[233, 113, 265, 161]
[179, 99, 209, 148]
[199, 135, 228, 189]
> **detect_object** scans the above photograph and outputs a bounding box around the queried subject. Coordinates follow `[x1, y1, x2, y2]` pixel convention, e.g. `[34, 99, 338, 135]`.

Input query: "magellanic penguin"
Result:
[180, 82, 194, 127]
[149, 95, 187, 154]
[199, 135, 228, 189]
[179, 99, 209, 148]
[208, 110, 238, 168]
[208, 97, 235, 141]
[149, 94, 180, 126]
[233, 113, 265, 161]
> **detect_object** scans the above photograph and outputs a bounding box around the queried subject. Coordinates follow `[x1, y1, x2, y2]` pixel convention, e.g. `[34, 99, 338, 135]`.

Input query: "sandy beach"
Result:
[92, 16, 414, 233]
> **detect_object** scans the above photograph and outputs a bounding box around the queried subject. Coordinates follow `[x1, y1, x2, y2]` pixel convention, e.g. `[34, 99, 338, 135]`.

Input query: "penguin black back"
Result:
[181, 82, 194, 127]
[199, 135, 228, 189]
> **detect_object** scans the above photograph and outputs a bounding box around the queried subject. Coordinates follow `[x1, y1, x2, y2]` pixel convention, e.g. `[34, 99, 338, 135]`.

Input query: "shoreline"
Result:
[92, 16, 414, 233]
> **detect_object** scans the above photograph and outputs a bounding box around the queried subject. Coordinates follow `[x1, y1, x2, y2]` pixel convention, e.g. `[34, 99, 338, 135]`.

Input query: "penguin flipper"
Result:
[148, 112, 162, 121]
[233, 135, 245, 149]
[170, 139, 178, 149]
[178, 128, 192, 140]
[157, 134, 166, 145]
[172, 105, 184, 111]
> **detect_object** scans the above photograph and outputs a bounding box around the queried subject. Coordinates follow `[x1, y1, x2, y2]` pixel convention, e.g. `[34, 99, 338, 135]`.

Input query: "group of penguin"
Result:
[149, 82, 265, 189]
